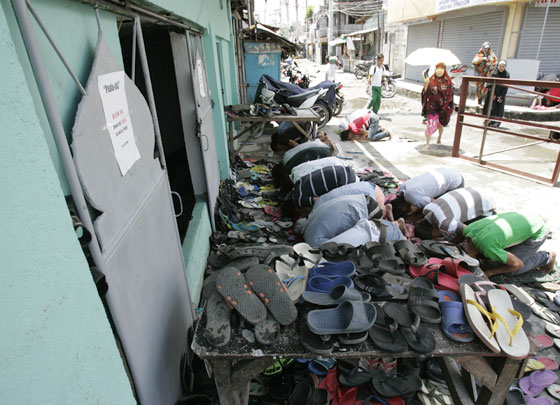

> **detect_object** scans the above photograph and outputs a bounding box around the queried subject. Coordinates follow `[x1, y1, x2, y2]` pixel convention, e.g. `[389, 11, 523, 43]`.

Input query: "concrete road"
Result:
[296, 58, 560, 261]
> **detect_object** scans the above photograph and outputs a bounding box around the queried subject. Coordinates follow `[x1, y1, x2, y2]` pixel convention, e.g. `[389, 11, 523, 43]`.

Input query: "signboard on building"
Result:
[535, 0, 560, 7]
[436, 0, 509, 13]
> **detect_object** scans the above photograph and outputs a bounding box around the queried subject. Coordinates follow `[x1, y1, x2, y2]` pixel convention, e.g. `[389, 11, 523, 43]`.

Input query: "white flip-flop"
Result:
[547, 383, 560, 400]
[501, 284, 535, 305]
[487, 289, 530, 360]
[546, 323, 560, 338]
[293, 242, 324, 269]
[275, 265, 308, 303]
[461, 283, 501, 353]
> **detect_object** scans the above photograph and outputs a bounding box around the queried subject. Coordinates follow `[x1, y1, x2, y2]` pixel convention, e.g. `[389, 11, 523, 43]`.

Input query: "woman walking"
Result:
[421, 62, 454, 150]
[472, 42, 498, 104]
[482, 60, 510, 127]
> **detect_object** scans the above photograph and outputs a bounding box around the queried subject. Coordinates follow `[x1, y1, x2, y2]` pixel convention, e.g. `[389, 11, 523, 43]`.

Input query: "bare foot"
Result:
[539, 251, 557, 273]
[385, 203, 394, 222]
[436, 139, 442, 144]
[389, 132, 393, 140]
[396, 218, 406, 235]
[422, 144, 430, 150]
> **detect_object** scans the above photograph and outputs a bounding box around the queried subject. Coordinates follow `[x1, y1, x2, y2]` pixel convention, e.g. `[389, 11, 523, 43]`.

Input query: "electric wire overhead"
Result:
[333, 0, 383, 18]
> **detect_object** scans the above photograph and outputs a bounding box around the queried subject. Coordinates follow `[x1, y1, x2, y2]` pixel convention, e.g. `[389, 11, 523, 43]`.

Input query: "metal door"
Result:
[187, 32, 220, 230]
[405, 22, 440, 81]
[71, 34, 193, 405]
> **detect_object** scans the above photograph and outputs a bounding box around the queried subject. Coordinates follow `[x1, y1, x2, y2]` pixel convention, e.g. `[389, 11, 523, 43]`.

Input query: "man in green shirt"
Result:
[462, 211, 556, 278]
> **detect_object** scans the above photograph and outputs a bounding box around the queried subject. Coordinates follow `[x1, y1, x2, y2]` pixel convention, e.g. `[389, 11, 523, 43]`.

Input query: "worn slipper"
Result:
[354, 273, 408, 300]
[410, 260, 460, 293]
[502, 284, 535, 306]
[393, 240, 428, 266]
[338, 330, 369, 345]
[370, 368, 423, 397]
[263, 358, 293, 376]
[215, 267, 267, 325]
[438, 290, 474, 342]
[306, 300, 377, 335]
[309, 261, 356, 278]
[308, 358, 336, 376]
[547, 383, 560, 399]
[420, 240, 479, 270]
[302, 285, 369, 306]
[300, 314, 333, 354]
[306, 275, 354, 293]
[534, 334, 554, 351]
[294, 242, 324, 268]
[487, 289, 530, 360]
[228, 245, 294, 265]
[202, 290, 231, 347]
[537, 357, 559, 370]
[545, 323, 560, 338]
[254, 317, 281, 345]
[384, 302, 436, 353]
[368, 303, 408, 353]
[276, 264, 308, 303]
[338, 366, 371, 387]
[245, 264, 298, 326]
[531, 302, 560, 325]
[506, 387, 527, 405]
[408, 277, 441, 324]
[460, 283, 501, 353]
[520, 370, 558, 396]
[525, 358, 546, 374]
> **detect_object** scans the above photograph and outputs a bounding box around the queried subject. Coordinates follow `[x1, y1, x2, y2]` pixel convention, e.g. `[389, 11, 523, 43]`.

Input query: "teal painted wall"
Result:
[182, 198, 212, 307]
[0, 2, 135, 403]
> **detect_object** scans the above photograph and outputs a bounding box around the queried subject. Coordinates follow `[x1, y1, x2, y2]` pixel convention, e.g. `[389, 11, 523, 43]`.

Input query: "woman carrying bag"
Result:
[421, 62, 454, 150]
[482, 60, 510, 128]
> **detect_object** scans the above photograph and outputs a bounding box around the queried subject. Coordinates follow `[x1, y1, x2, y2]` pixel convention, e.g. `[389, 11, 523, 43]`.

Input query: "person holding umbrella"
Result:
[421, 62, 454, 150]
[472, 41, 498, 104]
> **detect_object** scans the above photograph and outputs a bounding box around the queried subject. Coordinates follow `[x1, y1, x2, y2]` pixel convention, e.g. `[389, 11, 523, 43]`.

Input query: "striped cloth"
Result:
[292, 165, 357, 207]
[422, 187, 496, 235]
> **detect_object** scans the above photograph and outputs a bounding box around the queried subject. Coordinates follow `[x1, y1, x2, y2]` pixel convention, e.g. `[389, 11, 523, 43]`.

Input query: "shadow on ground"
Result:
[415, 144, 463, 157]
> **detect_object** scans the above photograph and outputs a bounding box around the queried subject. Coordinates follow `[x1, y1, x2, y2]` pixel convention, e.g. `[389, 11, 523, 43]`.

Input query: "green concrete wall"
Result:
[182, 198, 212, 307]
[0, 2, 135, 403]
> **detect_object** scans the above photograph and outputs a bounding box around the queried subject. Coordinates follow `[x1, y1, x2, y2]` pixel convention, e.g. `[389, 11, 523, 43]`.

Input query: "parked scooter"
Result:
[354, 61, 372, 80]
[333, 82, 345, 116]
[381, 73, 398, 98]
[286, 66, 310, 89]
[256, 75, 336, 128]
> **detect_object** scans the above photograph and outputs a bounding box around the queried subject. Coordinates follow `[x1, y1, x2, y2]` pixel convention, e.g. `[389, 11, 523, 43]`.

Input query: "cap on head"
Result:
[338, 120, 348, 133]
[483, 41, 491, 49]
[498, 60, 507, 66]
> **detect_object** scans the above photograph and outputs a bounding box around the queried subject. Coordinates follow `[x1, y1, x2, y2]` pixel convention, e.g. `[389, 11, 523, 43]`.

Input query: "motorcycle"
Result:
[381, 74, 397, 98]
[286, 67, 310, 89]
[354, 61, 372, 80]
[333, 82, 345, 116]
[255, 74, 336, 128]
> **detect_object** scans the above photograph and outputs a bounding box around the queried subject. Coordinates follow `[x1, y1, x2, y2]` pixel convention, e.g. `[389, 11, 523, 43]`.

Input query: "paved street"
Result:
[294, 58, 560, 258]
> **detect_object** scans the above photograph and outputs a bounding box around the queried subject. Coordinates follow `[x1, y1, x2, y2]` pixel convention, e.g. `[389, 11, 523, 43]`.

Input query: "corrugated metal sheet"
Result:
[440, 11, 506, 67]
[405, 22, 440, 81]
[517, 6, 560, 75]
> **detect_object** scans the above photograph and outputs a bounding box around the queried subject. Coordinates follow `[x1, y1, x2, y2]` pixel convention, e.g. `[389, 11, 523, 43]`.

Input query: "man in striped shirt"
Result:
[414, 187, 496, 242]
[292, 165, 357, 208]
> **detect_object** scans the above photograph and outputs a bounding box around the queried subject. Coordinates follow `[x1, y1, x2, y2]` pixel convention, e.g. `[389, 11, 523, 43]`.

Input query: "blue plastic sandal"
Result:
[438, 290, 475, 343]
[306, 275, 354, 293]
[309, 261, 356, 278]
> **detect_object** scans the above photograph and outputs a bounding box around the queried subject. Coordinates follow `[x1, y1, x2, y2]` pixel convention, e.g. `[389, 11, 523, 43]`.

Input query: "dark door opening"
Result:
[119, 22, 195, 241]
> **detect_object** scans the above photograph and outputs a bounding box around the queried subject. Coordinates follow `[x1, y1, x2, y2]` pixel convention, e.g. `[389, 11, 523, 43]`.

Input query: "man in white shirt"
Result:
[367, 54, 387, 113]
[324, 55, 340, 82]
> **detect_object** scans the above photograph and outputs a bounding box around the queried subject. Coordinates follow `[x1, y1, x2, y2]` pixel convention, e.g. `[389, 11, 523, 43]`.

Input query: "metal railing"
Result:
[452, 76, 560, 185]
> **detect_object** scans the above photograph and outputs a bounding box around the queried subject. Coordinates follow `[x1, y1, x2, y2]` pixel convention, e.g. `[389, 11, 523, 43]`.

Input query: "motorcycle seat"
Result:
[285, 88, 321, 104]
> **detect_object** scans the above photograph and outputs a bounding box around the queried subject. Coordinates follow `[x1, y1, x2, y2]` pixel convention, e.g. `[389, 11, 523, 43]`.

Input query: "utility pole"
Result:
[328, 0, 333, 56]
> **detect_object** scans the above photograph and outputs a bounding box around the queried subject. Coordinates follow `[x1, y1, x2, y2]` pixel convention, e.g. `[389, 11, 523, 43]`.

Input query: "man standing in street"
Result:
[367, 54, 387, 113]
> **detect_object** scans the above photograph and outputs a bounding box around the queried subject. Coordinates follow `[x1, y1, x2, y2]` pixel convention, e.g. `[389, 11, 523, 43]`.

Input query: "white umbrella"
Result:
[405, 47, 461, 66]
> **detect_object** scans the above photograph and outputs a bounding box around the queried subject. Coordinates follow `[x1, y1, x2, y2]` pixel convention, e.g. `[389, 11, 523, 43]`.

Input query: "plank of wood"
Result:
[457, 356, 497, 389]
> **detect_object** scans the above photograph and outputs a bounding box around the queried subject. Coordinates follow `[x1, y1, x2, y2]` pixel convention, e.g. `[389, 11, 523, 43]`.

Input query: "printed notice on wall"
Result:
[98, 71, 140, 176]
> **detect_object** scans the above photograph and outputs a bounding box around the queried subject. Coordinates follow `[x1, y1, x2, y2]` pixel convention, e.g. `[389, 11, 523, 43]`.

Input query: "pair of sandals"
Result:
[363, 240, 428, 275]
[409, 257, 473, 294]
[368, 302, 436, 354]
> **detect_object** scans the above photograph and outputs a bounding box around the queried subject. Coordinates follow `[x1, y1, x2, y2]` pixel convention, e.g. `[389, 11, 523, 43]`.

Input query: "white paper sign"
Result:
[436, 0, 509, 12]
[196, 56, 206, 98]
[98, 71, 140, 176]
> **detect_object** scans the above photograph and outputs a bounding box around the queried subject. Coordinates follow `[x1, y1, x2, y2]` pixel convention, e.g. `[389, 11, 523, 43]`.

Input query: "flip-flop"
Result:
[525, 358, 546, 374]
[306, 275, 354, 293]
[420, 240, 479, 270]
[368, 303, 408, 353]
[370, 368, 423, 397]
[393, 239, 428, 266]
[502, 284, 535, 306]
[263, 358, 294, 376]
[519, 370, 558, 396]
[547, 383, 560, 400]
[306, 300, 377, 335]
[384, 302, 436, 353]
[254, 317, 281, 345]
[309, 261, 356, 278]
[439, 257, 472, 278]
[407, 277, 441, 324]
[536, 357, 559, 371]
[202, 290, 232, 347]
[276, 264, 308, 303]
[302, 285, 369, 306]
[245, 264, 298, 326]
[524, 396, 553, 405]
[545, 323, 560, 338]
[308, 358, 336, 376]
[215, 266, 267, 325]
[438, 290, 474, 342]
[460, 283, 501, 353]
[294, 242, 324, 268]
[338, 367, 371, 387]
[531, 302, 560, 325]
[299, 314, 333, 354]
[354, 273, 408, 300]
[555, 338, 560, 351]
[487, 289, 530, 360]
[506, 387, 527, 405]
[228, 245, 294, 265]
[338, 330, 369, 345]
[533, 334, 554, 351]
[409, 261, 460, 293]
